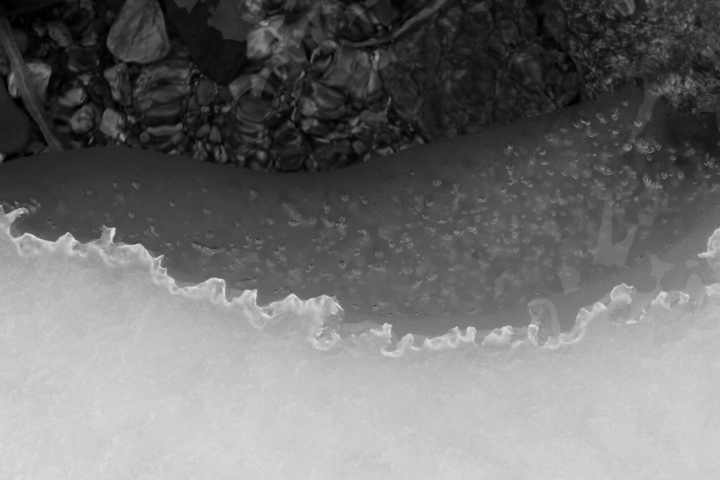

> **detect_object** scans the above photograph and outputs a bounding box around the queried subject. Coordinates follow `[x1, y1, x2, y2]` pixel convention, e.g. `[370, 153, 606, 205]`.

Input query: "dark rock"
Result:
[66, 46, 99, 73]
[47, 20, 72, 47]
[195, 77, 216, 106]
[320, 47, 383, 103]
[164, 0, 251, 85]
[272, 123, 308, 171]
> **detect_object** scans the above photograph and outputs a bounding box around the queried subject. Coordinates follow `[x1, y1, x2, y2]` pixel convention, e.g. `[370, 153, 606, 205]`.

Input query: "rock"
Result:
[207, 124, 222, 144]
[212, 145, 228, 163]
[298, 79, 346, 120]
[195, 122, 210, 138]
[145, 123, 183, 137]
[133, 58, 192, 124]
[47, 20, 72, 47]
[89, 78, 115, 109]
[233, 94, 274, 134]
[99, 108, 125, 139]
[69, 104, 98, 134]
[358, 109, 388, 129]
[103, 63, 132, 106]
[320, 47, 383, 103]
[57, 85, 86, 107]
[0, 77, 30, 154]
[7, 61, 52, 101]
[272, 124, 308, 171]
[164, 0, 250, 84]
[106, 0, 170, 65]
[66, 46, 98, 73]
[195, 78, 216, 106]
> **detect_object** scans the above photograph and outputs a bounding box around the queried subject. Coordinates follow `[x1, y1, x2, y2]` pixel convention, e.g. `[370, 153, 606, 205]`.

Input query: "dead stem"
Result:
[0, 15, 65, 151]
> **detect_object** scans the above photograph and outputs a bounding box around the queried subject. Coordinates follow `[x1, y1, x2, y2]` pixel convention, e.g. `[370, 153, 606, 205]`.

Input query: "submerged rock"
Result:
[163, 0, 250, 84]
[103, 62, 132, 106]
[99, 107, 125, 139]
[7, 61, 52, 101]
[69, 103, 98, 134]
[133, 57, 192, 125]
[106, 0, 170, 64]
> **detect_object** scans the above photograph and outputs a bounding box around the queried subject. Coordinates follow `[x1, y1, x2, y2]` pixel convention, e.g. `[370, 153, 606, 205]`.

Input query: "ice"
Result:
[0, 207, 718, 480]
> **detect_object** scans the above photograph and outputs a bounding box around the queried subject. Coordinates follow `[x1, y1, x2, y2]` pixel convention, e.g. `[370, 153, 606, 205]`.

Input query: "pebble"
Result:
[103, 62, 132, 106]
[99, 107, 125, 138]
[57, 85, 86, 108]
[192, 141, 208, 161]
[195, 78, 216, 107]
[228, 74, 254, 101]
[298, 79, 346, 120]
[89, 78, 114, 109]
[63, 0, 95, 38]
[216, 85, 233, 104]
[323, 48, 384, 103]
[133, 58, 191, 124]
[195, 123, 210, 138]
[145, 123, 183, 136]
[47, 20, 72, 48]
[213, 145, 228, 163]
[233, 95, 274, 134]
[207, 125, 222, 144]
[66, 46, 98, 73]
[7, 61, 52, 101]
[69, 103, 97, 134]
[106, 0, 170, 64]
[358, 109, 388, 129]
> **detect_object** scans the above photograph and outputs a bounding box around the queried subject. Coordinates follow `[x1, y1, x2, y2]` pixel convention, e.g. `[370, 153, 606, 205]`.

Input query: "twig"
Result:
[0, 16, 65, 151]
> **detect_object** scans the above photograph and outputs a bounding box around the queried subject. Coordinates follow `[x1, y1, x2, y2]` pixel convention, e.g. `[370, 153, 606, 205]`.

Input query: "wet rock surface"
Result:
[0, 0, 718, 169]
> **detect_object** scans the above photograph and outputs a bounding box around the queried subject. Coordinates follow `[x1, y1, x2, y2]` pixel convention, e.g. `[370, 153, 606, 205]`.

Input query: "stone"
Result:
[106, 0, 170, 65]
[69, 104, 98, 134]
[7, 62, 52, 101]
[57, 86, 86, 108]
[66, 46, 98, 73]
[103, 63, 132, 106]
[99, 108, 125, 139]
[145, 123, 183, 136]
[163, 0, 249, 84]
[0, 77, 30, 154]
[207, 124, 222, 144]
[47, 20, 72, 47]
[133, 58, 192, 124]
[195, 78, 216, 106]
